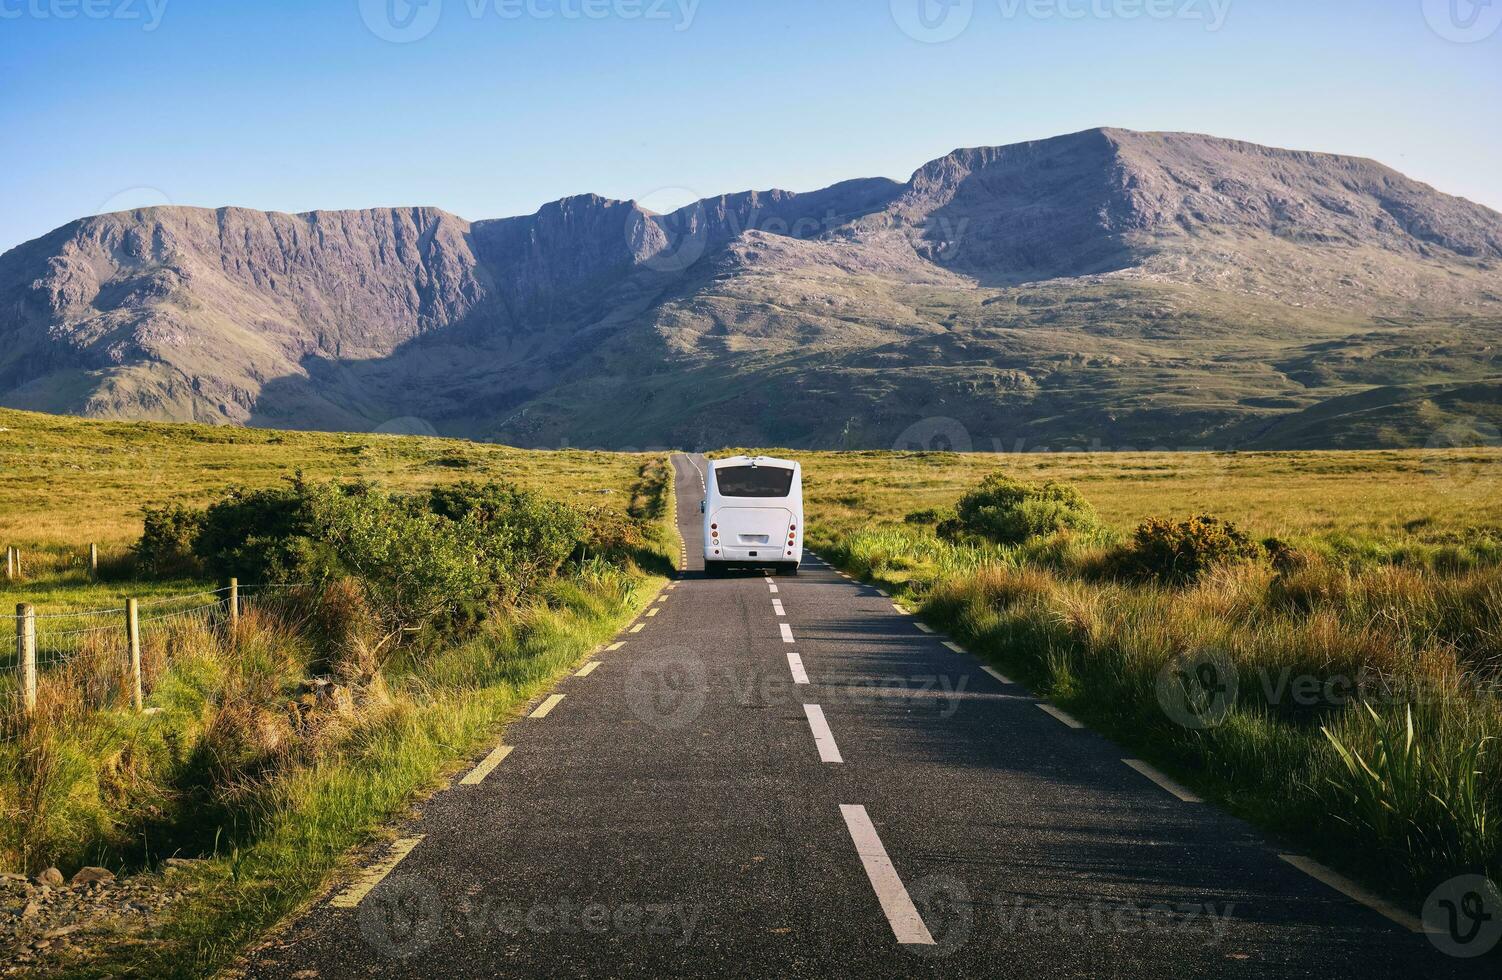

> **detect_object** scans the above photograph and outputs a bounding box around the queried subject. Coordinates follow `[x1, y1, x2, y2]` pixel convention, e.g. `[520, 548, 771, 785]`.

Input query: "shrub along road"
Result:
[240, 454, 1489, 978]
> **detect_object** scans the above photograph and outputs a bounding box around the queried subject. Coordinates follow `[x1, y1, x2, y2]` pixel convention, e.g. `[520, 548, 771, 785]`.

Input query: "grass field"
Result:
[0, 407, 649, 556]
[795, 447, 1502, 542]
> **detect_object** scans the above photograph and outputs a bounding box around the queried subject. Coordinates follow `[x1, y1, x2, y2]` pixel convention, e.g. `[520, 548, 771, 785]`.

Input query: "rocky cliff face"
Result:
[1, 128, 1499, 446]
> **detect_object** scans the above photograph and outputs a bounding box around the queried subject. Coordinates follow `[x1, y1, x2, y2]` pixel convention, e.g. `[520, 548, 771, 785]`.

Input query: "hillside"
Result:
[2, 128, 1500, 449]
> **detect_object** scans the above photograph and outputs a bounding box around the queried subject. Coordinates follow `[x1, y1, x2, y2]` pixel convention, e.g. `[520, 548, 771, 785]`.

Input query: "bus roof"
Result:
[708, 455, 800, 472]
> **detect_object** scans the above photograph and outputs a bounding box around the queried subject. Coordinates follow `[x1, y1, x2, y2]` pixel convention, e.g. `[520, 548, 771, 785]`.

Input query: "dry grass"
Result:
[0, 407, 653, 553]
[793, 447, 1502, 543]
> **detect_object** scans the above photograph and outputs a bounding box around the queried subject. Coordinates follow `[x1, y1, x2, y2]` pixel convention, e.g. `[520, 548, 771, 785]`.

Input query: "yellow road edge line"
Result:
[329, 836, 424, 909]
[629, 623, 645, 633]
[1278, 855, 1428, 934]
[915, 623, 934, 634]
[606, 641, 625, 651]
[942, 641, 966, 654]
[575, 661, 602, 677]
[460, 745, 514, 786]
[529, 693, 566, 719]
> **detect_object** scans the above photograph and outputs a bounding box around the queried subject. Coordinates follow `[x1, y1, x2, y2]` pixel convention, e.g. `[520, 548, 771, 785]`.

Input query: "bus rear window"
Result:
[715, 465, 794, 498]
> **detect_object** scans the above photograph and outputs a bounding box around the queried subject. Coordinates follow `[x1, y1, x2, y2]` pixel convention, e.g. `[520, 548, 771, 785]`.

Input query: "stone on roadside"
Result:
[69, 867, 115, 886]
[34, 868, 63, 888]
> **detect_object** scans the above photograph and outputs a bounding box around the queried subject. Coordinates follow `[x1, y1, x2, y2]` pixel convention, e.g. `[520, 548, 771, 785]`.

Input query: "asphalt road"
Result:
[241, 453, 1491, 979]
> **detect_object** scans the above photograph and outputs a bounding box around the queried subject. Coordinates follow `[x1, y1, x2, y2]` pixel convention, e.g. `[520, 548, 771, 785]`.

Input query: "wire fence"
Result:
[2, 582, 312, 727]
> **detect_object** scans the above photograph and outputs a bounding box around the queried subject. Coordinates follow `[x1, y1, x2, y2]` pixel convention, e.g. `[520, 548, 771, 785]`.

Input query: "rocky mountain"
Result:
[2, 127, 1499, 450]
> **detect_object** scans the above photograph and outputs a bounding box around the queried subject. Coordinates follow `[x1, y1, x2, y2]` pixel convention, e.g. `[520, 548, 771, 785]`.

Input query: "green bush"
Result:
[135, 477, 600, 641]
[1113, 514, 1263, 584]
[939, 473, 1099, 545]
[192, 479, 327, 584]
[904, 507, 953, 526]
[428, 481, 583, 603]
[135, 504, 206, 576]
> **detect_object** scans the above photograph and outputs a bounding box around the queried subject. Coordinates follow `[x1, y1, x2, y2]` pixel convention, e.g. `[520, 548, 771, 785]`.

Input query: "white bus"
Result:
[701, 455, 803, 576]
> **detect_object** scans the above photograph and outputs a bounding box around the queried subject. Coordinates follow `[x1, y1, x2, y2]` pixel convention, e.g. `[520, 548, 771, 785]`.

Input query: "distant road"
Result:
[243, 453, 1487, 978]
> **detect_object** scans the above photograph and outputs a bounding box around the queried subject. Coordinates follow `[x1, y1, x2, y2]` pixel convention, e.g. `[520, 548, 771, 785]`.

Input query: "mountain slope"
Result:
[2, 128, 1500, 449]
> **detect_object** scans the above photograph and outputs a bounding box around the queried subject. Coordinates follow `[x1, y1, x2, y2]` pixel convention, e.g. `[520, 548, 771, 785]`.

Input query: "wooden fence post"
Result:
[89, 544, 99, 582]
[126, 598, 141, 713]
[5, 547, 13, 582]
[228, 578, 240, 633]
[17, 604, 35, 717]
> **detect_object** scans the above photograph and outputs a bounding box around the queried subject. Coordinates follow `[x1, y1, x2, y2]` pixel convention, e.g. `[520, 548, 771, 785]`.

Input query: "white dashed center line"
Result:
[772, 599, 786, 617]
[780, 623, 795, 644]
[786, 651, 809, 684]
[529, 694, 566, 719]
[839, 805, 935, 946]
[768, 582, 779, 594]
[803, 704, 843, 763]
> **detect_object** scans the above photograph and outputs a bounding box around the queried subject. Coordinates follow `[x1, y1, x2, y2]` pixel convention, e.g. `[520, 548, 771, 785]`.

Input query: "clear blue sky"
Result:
[2, 0, 1499, 253]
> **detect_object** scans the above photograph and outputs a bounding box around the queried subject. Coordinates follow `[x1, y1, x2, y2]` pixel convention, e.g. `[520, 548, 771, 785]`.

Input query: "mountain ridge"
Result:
[2, 127, 1500, 449]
